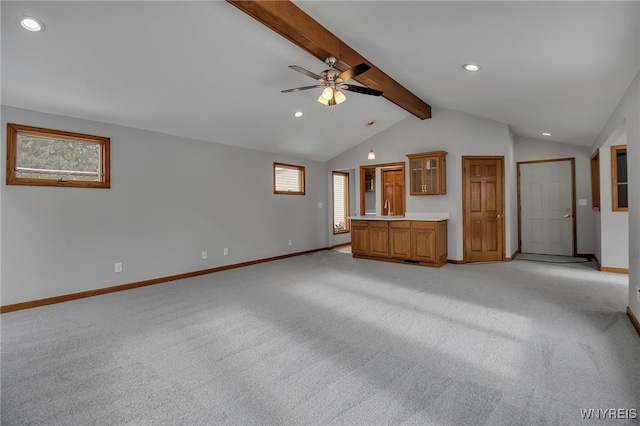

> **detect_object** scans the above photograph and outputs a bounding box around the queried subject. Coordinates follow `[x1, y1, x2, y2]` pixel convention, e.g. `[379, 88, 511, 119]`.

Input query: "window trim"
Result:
[273, 162, 305, 195]
[611, 144, 627, 212]
[6, 123, 110, 188]
[332, 171, 350, 235]
[590, 150, 600, 211]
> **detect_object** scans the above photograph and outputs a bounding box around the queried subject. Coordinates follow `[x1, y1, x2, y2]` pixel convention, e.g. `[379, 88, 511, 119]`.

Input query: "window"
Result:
[6, 123, 110, 188]
[273, 162, 305, 195]
[333, 171, 350, 234]
[590, 150, 600, 210]
[611, 145, 627, 211]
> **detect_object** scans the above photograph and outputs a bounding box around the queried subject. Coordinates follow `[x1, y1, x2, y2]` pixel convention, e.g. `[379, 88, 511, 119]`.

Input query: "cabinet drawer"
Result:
[369, 221, 389, 228]
[389, 220, 411, 229]
[411, 220, 435, 229]
[351, 220, 368, 227]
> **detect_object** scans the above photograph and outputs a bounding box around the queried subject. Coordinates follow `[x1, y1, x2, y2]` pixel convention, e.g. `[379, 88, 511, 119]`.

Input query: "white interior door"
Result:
[520, 161, 573, 255]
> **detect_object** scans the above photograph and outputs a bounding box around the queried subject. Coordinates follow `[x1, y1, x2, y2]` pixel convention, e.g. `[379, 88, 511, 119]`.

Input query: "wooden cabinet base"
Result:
[350, 219, 447, 268]
[352, 253, 448, 268]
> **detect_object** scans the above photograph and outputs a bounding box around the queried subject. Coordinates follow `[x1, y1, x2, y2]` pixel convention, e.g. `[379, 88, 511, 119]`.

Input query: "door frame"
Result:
[462, 156, 506, 263]
[516, 157, 577, 256]
[359, 161, 404, 216]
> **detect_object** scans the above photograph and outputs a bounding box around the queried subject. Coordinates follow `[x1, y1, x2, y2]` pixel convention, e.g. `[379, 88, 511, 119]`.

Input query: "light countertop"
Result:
[348, 212, 449, 221]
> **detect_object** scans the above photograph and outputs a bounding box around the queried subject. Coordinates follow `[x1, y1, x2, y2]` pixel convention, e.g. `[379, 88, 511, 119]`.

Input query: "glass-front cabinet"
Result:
[406, 151, 447, 195]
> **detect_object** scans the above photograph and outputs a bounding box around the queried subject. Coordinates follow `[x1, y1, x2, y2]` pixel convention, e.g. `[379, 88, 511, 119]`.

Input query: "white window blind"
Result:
[333, 172, 349, 233]
[274, 163, 305, 194]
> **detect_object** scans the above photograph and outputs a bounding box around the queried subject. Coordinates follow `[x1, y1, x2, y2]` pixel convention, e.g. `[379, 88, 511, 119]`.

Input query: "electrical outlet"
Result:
[317, 202, 323, 209]
[115, 262, 122, 273]
[224, 248, 228, 256]
[201, 251, 207, 260]
[288, 240, 292, 246]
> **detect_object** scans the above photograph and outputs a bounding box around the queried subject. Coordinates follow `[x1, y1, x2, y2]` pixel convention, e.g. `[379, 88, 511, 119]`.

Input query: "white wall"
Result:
[592, 71, 640, 319]
[514, 137, 595, 256]
[327, 107, 517, 261]
[1, 106, 329, 306]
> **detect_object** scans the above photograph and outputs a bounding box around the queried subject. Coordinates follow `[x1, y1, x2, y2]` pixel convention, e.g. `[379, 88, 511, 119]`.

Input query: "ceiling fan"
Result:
[281, 57, 383, 106]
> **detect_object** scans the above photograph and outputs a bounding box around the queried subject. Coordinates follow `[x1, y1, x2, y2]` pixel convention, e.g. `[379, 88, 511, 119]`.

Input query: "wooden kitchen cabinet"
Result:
[350, 219, 447, 267]
[369, 221, 389, 257]
[407, 151, 447, 195]
[351, 220, 369, 255]
[389, 221, 411, 259]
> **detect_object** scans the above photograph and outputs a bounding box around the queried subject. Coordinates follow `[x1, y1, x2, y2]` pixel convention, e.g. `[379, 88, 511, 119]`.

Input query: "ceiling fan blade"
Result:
[340, 84, 383, 96]
[337, 63, 371, 82]
[289, 65, 323, 81]
[281, 85, 324, 93]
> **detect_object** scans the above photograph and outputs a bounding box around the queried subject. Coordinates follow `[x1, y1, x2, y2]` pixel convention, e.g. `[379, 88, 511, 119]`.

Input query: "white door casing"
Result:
[520, 160, 573, 255]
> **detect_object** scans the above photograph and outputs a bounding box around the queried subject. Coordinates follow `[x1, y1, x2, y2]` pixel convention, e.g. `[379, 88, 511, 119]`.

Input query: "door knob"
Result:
[496, 214, 503, 219]
[563, 213, 572, 218]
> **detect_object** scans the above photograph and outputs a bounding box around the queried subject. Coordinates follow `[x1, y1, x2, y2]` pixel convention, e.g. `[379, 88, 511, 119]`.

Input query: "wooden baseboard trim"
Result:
[330, 242, 351, 249]
[600, 266, 629, 274]
[1, 247, 329, 314]
[628, 307, 640, 337]
[447, 259, 465, 264]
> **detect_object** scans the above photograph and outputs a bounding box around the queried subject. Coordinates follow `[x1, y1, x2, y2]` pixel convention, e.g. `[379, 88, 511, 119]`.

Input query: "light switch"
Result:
[578, 199, 587, 206]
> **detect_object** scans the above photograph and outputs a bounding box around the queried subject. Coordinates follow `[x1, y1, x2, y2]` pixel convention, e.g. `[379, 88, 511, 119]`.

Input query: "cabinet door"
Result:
[424, 157, 439, 194]
[351, 222, 369, 255]
[410, 159, 423, 194]
[412, 222, 436, 262]
[369, 222, 389, 257]
[390, 224, 411, 259]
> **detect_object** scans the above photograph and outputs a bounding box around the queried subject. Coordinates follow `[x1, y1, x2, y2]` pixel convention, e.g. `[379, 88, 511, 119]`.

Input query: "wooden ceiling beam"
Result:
[227, 0, 431, 120]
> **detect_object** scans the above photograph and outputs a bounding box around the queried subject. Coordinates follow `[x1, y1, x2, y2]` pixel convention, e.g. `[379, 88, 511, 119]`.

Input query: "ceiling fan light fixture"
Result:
[317, 93, 330, 105]
[322, 87, 334, 100]
[334, 90, 346, 104]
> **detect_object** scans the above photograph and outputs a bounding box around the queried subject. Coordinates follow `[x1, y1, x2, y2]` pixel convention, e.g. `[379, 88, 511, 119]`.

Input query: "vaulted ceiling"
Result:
[2, 1, 639, 161]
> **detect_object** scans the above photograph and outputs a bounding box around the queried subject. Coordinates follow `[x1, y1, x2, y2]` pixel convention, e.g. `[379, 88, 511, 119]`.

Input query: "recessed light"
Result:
[542, 132, 551, 136]
[463, 64, 481, 72]
[294, 111, 303, 118]
[17, 16, 45, 32]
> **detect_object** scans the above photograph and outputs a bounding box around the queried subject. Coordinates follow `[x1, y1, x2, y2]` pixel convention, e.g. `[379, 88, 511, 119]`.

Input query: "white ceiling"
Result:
[2, 1, 639, 162]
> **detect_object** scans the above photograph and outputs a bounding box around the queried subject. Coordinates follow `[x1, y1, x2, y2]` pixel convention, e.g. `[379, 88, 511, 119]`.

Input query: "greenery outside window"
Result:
[611, 145, 627, 211]
[273, 162, 305, 195]
[333, 171, 350, 234]
[6, 123, 110, 188]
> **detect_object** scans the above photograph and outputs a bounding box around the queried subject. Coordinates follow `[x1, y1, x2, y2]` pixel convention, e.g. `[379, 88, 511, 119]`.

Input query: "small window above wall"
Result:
[6, 123, 110, 188]
[273, 162, 305, 195]
[611, 145, 627, 211]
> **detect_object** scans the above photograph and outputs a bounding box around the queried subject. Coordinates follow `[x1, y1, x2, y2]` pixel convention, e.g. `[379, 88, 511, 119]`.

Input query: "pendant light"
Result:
[365, 120, 376, 160]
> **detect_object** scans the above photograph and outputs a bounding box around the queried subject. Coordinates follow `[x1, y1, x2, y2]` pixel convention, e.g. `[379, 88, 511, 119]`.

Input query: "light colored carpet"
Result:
[2, 251, 638, 425]
[515, 253, 591, 264]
